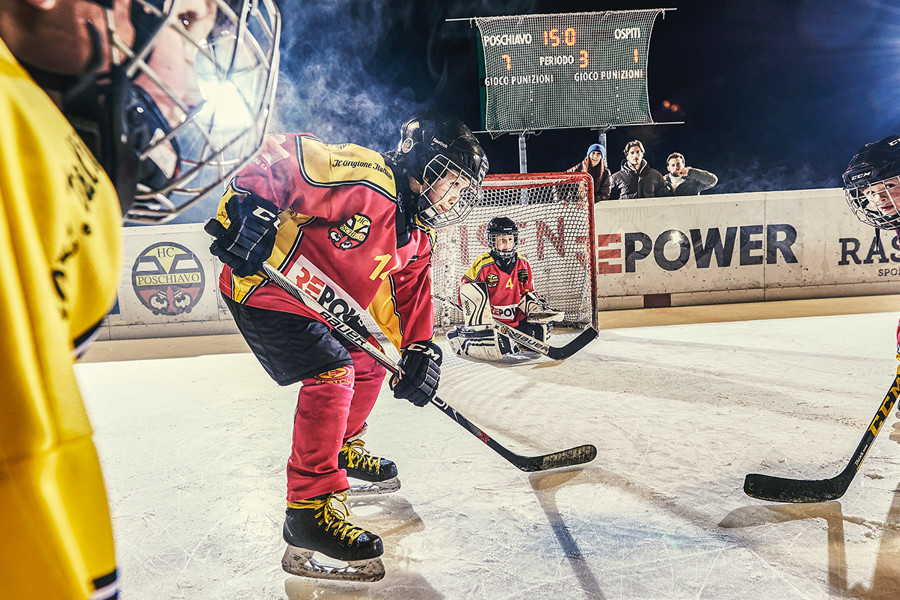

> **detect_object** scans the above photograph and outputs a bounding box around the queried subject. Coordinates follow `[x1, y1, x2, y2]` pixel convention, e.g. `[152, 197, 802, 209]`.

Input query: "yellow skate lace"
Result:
[288, 493, 366, 543]
[340, 439, 381, 475]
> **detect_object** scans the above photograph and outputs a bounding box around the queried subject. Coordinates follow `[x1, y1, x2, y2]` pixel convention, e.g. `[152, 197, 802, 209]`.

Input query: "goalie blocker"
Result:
[448, 282, 562, 360]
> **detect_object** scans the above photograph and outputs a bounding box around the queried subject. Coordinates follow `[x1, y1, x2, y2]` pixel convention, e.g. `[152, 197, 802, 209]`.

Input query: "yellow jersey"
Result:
[0, 37, 121, 599]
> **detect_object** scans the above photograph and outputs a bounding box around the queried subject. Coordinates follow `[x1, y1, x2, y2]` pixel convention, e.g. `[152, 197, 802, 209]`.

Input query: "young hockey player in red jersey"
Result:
[204, 112, 488, 581]
[448, 216, 562, 360]
[842, 135, 900, 363]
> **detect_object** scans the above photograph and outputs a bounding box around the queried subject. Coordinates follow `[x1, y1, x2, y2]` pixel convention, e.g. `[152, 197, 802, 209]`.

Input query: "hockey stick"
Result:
[744, 367, 900, 503]
[434, 295, 598, 360]
[262, 263, 597, 472]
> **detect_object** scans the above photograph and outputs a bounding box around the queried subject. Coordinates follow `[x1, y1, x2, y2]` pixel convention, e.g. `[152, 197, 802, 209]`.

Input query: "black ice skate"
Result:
[339, 438, 400, 495]
[282, 492, 385, 582]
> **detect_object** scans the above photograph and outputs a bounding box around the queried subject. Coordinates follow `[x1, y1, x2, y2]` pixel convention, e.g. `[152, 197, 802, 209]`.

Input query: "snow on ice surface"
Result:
[75, 312, 900, 599]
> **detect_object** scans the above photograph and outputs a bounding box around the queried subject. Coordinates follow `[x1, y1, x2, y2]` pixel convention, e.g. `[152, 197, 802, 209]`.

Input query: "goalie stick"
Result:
[261, 263, 597, 472]
[744, 368, 900, 503]
[434, 295, 598, 360]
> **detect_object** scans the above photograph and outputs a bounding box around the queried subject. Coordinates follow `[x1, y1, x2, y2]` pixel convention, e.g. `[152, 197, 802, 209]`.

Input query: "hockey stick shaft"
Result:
[434, 295, 598, 360]
[262, 263, 597, 472]
[744, 367, 900, 503]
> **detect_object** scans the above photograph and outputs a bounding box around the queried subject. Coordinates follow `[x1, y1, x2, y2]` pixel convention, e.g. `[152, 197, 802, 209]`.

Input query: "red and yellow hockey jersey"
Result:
[461, 252, 534, 326]
[215, 133, 435, 351]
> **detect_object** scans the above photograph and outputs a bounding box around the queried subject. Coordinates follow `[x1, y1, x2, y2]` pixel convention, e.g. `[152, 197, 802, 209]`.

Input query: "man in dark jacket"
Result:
[609, 140, 668, 199]
[664, 152, 718, 196]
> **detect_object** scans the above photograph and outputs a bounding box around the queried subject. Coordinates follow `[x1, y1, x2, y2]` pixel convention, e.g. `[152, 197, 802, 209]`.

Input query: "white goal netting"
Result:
[431, 172, 597, 329]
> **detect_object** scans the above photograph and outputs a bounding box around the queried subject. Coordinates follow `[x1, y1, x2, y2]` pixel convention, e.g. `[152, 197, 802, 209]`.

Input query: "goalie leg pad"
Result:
[448, 326, 506, 360]
[516, 322, 549, 344]
[459, 282, 493, 327]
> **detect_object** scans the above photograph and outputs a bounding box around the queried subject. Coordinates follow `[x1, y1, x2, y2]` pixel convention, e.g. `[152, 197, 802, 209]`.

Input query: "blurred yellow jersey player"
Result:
[0, 0, 280, 597]
[0, 36, 121, 597]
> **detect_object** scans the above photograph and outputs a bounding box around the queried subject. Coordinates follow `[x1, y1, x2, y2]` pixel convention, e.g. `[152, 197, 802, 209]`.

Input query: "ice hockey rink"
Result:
[77, 296, 900, 599]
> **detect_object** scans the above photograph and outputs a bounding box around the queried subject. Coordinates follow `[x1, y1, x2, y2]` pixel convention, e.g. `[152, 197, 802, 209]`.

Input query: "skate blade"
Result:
[348, 476, 401, 496]
[282, 545, 385, 582]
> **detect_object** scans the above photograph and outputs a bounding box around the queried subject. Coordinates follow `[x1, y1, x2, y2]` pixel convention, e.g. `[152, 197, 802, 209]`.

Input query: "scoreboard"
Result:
[474, 10, 666, 133]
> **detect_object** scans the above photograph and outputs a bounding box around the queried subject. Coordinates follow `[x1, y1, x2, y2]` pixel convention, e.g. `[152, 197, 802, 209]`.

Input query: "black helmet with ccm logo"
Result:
[842, 135, 900, 230]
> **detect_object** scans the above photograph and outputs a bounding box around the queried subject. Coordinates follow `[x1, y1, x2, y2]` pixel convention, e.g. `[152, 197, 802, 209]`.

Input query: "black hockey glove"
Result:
[391, 341, 442, 407]
[204, 193, 279, 278]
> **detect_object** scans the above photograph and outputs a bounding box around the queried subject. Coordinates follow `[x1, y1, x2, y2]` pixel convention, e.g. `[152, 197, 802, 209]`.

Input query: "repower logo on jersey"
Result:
[131, 242, 205, 315]
[286, 257, 368, 329]
[596, 224, 799, 273]
[328, 213, 371, 250]
[491, 303, 519, 322]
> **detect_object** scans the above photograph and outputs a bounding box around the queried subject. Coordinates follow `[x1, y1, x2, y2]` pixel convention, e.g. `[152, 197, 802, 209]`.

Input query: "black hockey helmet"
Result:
[486, 216, 518, 261]
[396, 111, 489, 228]
[842, 134, 900, 230]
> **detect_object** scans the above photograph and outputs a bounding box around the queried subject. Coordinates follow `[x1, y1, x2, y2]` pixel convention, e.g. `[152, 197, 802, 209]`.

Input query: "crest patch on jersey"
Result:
[329, 213, 372, 250]
[485, 273, 499, 288]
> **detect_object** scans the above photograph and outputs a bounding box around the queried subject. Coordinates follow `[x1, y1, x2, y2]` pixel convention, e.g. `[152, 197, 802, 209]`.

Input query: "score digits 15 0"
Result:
[499, 28, 589, 71]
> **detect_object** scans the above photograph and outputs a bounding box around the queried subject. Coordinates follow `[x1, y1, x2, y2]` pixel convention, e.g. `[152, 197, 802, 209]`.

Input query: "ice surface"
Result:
[76, 311, 900, 599]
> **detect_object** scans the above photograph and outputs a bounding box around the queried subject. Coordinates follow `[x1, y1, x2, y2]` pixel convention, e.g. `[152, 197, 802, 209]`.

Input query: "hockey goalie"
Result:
[448, 217, 563, 360]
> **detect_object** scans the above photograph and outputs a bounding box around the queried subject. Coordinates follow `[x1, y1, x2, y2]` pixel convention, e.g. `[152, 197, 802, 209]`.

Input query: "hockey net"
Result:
[431, 172, 597, 330]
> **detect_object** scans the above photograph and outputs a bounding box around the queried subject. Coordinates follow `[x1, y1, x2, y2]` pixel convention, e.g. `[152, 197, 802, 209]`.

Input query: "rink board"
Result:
[594, 188, 899, 309]
[99, 186, 898, 339]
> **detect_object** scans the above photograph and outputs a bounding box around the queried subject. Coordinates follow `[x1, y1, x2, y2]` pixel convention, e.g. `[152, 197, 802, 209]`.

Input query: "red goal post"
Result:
[431, 172, 598, 329]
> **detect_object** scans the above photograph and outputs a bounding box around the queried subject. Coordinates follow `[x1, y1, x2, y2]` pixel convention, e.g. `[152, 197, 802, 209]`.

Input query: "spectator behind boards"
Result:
[609, 140, 669, 199]
[665, 152, 718, 195]
[566, 143, 611, 201]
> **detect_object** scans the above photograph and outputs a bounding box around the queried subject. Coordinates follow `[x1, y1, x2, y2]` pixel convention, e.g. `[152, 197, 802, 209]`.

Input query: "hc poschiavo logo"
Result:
[329, 213, 371, 250]
[131, 242, 205, 315]
[485, 273, 499, 288]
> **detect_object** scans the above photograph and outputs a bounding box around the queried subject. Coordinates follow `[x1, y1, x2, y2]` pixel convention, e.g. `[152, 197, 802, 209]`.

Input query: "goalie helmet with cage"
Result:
[55, 0, 280, 224]
[486, 216, 519, 262]
[842, 134, 900, 230]
[396, 111, 489, 228]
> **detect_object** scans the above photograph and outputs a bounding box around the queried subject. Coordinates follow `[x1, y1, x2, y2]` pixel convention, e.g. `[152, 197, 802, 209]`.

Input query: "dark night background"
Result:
[267, 0, 895, 195]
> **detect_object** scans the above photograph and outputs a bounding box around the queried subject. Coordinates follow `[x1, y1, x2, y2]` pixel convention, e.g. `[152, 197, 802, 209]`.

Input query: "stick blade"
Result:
[513, 444, 597, 472]
[547, 328, 599, 360]
[743, 472, 849, 503]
